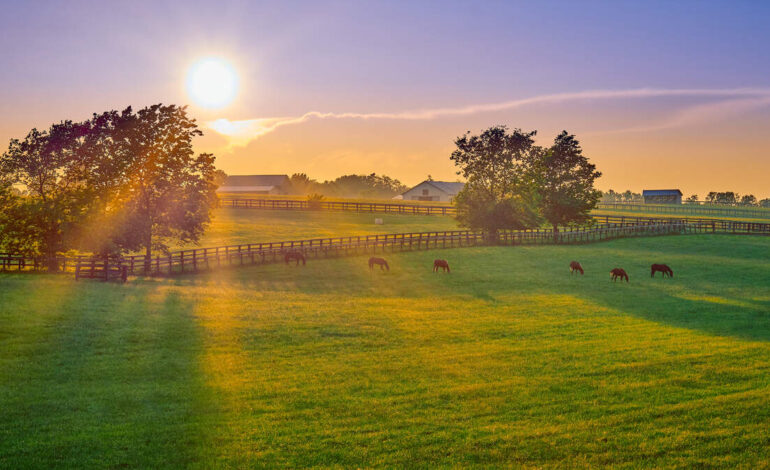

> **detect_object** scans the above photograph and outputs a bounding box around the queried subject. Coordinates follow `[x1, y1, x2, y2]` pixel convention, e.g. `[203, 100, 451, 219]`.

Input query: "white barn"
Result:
[401, 180, 465, 202]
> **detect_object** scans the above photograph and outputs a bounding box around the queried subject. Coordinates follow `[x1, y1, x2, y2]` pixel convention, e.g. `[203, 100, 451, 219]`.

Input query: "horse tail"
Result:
[651, 266, 655, 277]
[384, 260, 389, 271]
[578, 265, 583, 275]
[446, 264, 450, 273]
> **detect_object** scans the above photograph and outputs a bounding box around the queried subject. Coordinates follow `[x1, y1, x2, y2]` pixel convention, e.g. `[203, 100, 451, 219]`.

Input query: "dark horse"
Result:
[433, 259, 450, 273]
[284, 251, 306, 266]
[651, 263, 673, 278]
[368, 257, 389, 271]
[610, 268, 629, 283]
[569, 261, 584, 275]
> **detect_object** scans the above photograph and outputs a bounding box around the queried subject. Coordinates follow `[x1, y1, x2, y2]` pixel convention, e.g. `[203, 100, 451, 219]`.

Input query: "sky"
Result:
[1, 0, 769, 198]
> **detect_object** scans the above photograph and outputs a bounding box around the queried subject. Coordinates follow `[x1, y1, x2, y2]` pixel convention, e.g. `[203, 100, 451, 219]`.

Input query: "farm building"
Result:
[401, 180, 465, 202]
[642, 189, 682, 204]
[217, 175, 290, 194]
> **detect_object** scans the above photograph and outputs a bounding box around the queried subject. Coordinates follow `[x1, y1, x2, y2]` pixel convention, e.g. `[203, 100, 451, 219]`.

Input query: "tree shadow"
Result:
[0, 282, 218, 468]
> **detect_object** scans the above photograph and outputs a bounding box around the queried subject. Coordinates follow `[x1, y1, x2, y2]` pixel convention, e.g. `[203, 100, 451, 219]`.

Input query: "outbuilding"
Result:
[216, 175, 290, 194]
[642, 189, 682, 204]
[401, 180, 465, 202]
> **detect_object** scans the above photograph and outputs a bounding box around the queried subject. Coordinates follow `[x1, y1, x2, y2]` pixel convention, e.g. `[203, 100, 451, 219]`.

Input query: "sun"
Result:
[186, 57, 239, 108]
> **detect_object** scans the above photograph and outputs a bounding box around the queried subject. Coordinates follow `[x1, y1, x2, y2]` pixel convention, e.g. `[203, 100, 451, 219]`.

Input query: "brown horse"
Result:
[368, 257, 389, 271]
[651, 263, 673, 278]
[610, 268, 629, 283]
[284, 251, 306, 266]
[433, 259, 450, 272]
[569, 261, 584, 275]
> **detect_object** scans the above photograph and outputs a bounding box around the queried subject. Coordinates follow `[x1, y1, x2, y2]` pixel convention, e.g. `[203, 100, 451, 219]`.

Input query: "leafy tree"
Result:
[212, 169, 228, 188]
[740, 194, 757, 206]
[528, 131, 602, 238]
[760, 198, 770, 208]
[0, 121, 91, 270]
[685, 194, 699, 203]
[109, 104, 218, 267]
[706, 191, 740, 205]
[324, 173, 407, 198]
[450, 126, 540, 241]
[289, 173, 318, 195]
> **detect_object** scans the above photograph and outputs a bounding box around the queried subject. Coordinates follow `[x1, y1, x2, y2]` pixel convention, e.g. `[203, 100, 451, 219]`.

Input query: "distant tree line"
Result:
[450, 126, 601, 241]
[287, 173, 408, 199]
[698, 192, 769, 207]
[0, 104, 219, 271]
[599, 189, 643, 203]
[601, 190, 769, 207]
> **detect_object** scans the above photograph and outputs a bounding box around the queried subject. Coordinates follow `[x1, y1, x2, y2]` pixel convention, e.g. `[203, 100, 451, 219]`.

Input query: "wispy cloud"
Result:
[207, 87, 770, 147]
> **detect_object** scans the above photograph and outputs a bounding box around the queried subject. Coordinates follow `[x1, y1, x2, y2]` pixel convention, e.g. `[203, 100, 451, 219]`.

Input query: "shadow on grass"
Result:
[0, 283, 218, 468]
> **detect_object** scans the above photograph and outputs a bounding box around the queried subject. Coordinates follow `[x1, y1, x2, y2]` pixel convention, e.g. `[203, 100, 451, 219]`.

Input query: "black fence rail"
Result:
[220, 198, 457, 216]
[3, 216, 768, 277]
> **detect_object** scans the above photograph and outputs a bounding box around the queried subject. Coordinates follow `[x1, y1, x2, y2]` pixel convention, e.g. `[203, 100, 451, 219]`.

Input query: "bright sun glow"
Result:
[186, 57, 239, 108]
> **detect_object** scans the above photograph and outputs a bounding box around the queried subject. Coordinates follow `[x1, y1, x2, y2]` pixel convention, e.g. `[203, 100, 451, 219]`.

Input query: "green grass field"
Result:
[194, 208, 459, 247]
[2, 234, 769, 468]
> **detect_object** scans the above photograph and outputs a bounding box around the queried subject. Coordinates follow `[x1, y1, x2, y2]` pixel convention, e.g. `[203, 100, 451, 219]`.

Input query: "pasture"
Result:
[2, 234, 769, 468]
[195, 208, 459, 247]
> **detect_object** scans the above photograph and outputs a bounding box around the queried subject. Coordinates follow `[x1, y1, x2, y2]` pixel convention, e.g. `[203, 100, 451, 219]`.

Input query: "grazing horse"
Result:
[284, 251, 306, 266]
[368, 257, 389, 271]
[610, 268, 629, 283]
[651, 263, 673, 278]
[569, 261, 584, 275]
[433, 259, 450, 273]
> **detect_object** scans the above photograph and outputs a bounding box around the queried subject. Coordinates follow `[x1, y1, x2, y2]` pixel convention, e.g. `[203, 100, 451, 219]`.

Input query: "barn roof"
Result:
[403, 180, 466, 195]
[642, 189, 683, 196]
[222, 175, 289, 187]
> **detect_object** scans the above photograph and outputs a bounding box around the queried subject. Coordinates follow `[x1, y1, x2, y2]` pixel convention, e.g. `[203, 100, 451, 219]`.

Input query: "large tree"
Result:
[528, 131, 601, 238]
[0, 121, 91, 270]
[110, 104, 218, 267]
[450, 126, 541, 241]
[0, 104, 219, 270]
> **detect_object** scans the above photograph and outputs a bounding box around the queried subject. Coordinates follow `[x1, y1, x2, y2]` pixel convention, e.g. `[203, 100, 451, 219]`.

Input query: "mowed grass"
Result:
[193, 208, 460, 247]
[1, 235, 770, 468]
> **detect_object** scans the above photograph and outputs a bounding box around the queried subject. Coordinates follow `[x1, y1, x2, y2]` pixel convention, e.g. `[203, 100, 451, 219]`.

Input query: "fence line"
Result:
[2, 216, 768, 277]
[220, 197, 457, 216]
[597, 202, 770, 219]
[221, 198, 770, 220]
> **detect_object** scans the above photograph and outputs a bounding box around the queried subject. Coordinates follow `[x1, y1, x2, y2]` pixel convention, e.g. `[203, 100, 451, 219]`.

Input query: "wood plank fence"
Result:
[597, 202, 770, 220]
[220, 198, 457, 216]
[2, 215, 768, 277]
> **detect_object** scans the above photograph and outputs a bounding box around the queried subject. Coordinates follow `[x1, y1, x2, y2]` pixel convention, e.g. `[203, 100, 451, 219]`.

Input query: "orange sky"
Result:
[2, 2, 769, 199]
[194, 90, 770, 198]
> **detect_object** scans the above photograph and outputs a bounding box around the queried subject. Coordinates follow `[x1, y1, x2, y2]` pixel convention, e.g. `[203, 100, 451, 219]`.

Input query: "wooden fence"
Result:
[597, 202, 770, 220]
[220, 197, 457, 216]
[222, 198, 770, 220]
[3, 215, 768, 277]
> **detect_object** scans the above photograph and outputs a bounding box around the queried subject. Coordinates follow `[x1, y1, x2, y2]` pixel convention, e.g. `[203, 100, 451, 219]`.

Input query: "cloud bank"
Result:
[207, 87, 770, 147]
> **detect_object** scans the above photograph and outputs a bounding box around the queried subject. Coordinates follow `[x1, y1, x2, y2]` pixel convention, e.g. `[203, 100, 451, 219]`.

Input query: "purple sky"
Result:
[2, 0, 769, 196]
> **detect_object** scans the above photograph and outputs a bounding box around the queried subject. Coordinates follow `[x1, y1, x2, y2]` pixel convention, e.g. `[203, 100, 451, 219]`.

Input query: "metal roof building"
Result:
[642, 189, 682, 204]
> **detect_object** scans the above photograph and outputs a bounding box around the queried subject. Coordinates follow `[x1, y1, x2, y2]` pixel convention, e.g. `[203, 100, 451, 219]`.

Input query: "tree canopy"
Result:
[450, 126, 601, 240]
[0, 104, 219, 270]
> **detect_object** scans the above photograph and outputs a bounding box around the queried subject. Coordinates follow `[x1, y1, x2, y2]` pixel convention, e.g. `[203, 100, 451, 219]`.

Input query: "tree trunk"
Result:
[484, 229, 499, 245]
[143, 233, 152, 275]
[46, 249, 59, 272]
[553, 224, 559, 244]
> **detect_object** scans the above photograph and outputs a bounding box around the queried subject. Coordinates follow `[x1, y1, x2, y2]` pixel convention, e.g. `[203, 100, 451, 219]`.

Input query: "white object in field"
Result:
[374, 218, 383, 225]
